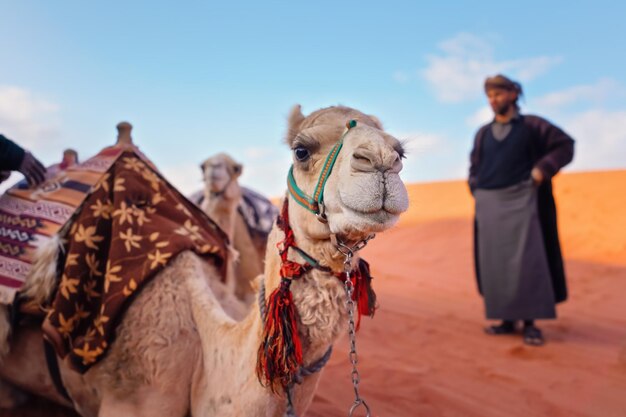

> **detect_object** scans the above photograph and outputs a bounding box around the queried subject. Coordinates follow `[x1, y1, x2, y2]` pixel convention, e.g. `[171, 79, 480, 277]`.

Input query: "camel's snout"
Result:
[350, 145, 403, 174]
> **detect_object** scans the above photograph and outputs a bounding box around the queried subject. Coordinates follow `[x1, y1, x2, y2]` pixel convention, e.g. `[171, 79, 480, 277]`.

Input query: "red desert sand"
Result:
[2, 170, 626, 417]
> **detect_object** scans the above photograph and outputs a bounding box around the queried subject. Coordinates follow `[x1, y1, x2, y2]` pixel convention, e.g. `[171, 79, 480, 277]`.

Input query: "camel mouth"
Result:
[336, 182, 407, 232]
[209, 174, 228, 184]
[345, 205, 400, 226]
[207, 175, 230, 192]
[329, 205, 400, 241]
[342, 201, 406, 216]
[334, 171, 408, 226]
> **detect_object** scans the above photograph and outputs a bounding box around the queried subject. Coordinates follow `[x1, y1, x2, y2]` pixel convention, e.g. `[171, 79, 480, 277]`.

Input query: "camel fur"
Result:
[200, 153, 265, 303]
[0, 234, 63, 365]
[0, 104, 408, 417]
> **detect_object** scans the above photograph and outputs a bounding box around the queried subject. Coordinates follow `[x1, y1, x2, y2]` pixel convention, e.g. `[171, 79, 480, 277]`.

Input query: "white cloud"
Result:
[394, 131, 446, 154]
[522, 80, 625, 172]
[512, 56, 563, 81]
[466, 106, 493, 128]
[0, 86, 63, 193]
[565, 109, 626, 171]
[533, 78, 625, 112]
[160, 163, 205, 198]
[239, 152, 292, 198]
[243, 146, 275, 160]
[438, 32, 495, 60]
[0, 85, 62, 154]
[421, 33, 562, 103]
[391, 131, 468, 182]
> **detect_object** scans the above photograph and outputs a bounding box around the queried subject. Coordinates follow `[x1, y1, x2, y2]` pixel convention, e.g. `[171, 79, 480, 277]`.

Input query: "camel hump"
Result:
[116, 121, 133, 145]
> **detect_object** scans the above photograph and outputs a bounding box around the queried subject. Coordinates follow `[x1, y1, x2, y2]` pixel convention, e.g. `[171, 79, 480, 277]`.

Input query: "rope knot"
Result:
[280, 260, 308, 280]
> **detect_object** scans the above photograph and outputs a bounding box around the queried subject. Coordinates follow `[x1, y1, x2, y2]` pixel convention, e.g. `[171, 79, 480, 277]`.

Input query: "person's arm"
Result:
[527, 117, 575, 182]
[0, 134, 47, 186]
[468, 126, 487, 193]
[0, 134, 26, 170]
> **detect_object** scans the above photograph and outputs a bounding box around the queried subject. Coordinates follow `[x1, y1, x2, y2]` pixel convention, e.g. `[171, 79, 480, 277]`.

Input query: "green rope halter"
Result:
[287, 119, 357, 221]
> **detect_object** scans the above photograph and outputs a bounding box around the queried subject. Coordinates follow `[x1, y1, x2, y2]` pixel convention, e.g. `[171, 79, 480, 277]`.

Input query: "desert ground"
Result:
[2, 170, 625, 417]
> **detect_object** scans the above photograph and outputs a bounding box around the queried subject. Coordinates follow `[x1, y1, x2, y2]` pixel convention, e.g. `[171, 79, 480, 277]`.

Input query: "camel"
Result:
[196, 153, 276, 303]
[0, 104, 408, 417]
[47, 148, 79, 177]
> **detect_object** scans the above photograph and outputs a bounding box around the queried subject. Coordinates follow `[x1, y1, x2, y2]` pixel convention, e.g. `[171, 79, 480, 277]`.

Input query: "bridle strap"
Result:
[312, 137, 344, 206]
[287, 120, 357, 217]
[287, 166, 319, 214]
[275, 199, 332, 275]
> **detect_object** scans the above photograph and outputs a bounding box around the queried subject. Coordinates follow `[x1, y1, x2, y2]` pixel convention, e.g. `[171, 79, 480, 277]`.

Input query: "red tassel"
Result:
[357, 259, 377, 317]
[347, 259, 378, 331]
[256, 278, 303, 393]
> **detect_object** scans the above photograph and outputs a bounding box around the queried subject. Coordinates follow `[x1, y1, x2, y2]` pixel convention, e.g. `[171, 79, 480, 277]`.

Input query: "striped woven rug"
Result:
[0, 145, 135, 304]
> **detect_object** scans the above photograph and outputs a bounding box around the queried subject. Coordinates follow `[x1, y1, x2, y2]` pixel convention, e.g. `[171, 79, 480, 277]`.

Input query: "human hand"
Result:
[531, 167, 544, 186]
[18, 152, 46, 187]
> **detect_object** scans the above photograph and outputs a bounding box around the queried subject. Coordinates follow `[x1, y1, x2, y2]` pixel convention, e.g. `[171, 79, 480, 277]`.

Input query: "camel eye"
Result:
[294, 146, 310, 162]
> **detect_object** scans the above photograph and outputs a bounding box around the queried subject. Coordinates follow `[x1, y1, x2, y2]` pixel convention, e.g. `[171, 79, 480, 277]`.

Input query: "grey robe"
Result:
[474, 179, 556, 320]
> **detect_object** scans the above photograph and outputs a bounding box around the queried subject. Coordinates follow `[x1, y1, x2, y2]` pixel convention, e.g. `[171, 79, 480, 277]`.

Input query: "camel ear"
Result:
[285, 104, 305, 146]
[368, 114, 383, 130]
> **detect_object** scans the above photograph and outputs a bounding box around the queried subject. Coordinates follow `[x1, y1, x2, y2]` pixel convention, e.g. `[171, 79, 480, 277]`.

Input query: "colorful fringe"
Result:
[256, 277, 303, 393]
[256, 199, 377, 392]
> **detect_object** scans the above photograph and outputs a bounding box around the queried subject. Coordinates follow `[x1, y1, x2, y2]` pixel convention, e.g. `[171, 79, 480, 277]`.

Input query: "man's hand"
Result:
[18, 152, 46, 187]
[531, 167, 544, 186]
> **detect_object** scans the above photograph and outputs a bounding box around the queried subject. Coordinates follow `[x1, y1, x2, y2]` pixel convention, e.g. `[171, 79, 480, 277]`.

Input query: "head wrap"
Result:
[484, 74, 523, 95]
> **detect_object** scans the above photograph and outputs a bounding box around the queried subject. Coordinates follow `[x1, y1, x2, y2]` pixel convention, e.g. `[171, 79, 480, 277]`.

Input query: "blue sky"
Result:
[1, 1, 625, 196]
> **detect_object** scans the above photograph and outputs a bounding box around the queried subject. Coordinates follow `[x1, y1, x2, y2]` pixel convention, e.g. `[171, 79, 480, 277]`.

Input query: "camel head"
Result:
[285, 105, 408, 245]
[200, 153, 243, 199]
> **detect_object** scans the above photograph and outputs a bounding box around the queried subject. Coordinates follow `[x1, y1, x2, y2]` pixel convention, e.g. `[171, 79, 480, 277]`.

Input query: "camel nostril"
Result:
[352, 148, 400, 173]
[351, 151, 377, 173]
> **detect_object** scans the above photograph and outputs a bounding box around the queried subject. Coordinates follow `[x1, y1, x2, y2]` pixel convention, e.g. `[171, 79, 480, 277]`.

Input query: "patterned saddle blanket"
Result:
[1, 145, 228, 372]
[0, 145, 127, 304]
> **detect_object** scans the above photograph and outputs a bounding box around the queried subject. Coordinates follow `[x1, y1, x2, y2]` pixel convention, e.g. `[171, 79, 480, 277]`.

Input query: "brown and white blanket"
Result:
[1, 146, 228, 372]
[39, 150, 228, 371]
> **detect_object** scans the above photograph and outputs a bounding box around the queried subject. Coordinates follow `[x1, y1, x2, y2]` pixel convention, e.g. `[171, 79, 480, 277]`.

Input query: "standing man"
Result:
[469, 74, 574, 346]
[0, 134, 46, 187]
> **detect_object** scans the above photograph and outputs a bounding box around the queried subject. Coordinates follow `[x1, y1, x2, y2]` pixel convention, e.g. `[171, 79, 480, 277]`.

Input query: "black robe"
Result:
[0, 134, 26, 171]
[469, 115, 575, 303]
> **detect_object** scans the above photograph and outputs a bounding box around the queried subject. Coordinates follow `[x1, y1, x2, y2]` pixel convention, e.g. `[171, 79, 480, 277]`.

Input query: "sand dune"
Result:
[308, 169, 626, 417]
[2, 170, 625, 417]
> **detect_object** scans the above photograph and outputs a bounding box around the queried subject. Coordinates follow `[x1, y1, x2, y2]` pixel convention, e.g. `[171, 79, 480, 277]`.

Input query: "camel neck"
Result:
[202, 195, 238, 240]
[261, 218, 351, 361]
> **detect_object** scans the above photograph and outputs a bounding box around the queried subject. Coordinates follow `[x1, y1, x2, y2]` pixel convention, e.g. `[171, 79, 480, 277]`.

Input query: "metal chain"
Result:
[269, 233, 375, 417]
[341, 243, 372, 417]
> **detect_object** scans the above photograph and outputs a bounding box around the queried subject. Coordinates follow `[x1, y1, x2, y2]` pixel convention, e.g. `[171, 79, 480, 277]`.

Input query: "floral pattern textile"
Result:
[42, 151, 228, 372]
